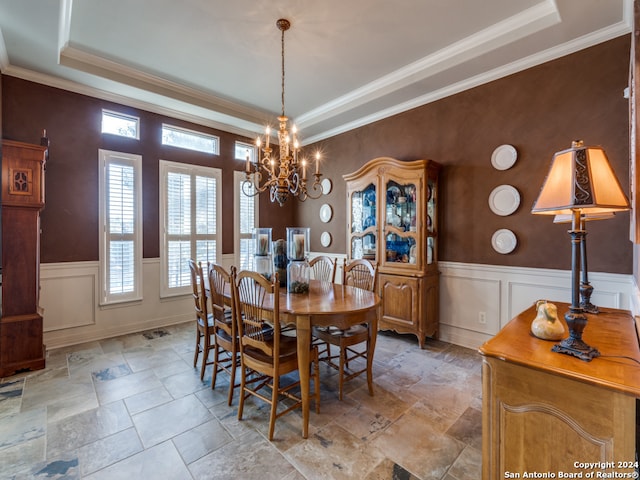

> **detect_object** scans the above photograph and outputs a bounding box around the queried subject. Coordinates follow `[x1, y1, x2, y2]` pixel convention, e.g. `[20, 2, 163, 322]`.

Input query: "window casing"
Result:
[101, 110, 140, 139]
[160, 160, 221, 297]
[98, 149, 143, 304]
[234, 171, 258, 269]
[161, 124, 219, 155]
[235, 141, 257, 163]
[234, 141, 259, 269]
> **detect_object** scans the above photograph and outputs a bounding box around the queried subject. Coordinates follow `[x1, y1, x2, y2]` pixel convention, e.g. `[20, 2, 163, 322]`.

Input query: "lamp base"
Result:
[552, 307, 600, 362]
[552, 336, 600, 362]
[580, 282, 599, 314]
[580, 301, 599, 315]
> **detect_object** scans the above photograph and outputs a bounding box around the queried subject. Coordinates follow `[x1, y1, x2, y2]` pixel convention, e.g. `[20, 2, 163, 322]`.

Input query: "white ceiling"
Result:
[0, 0, 632, 144]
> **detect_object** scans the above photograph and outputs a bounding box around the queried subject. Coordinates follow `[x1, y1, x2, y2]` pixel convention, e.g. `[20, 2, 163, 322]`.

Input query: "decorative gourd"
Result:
[531, 300, 565, 341]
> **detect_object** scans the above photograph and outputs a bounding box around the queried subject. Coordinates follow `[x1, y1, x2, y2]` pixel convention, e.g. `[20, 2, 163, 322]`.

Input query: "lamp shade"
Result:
[531, 141, 630, 215]
[553, 212, 615, 223]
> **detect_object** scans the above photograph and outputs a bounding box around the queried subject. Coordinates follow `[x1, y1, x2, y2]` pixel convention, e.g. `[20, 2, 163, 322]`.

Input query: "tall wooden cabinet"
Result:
[344, 157, 440, 348]
[1, 139, 47, 377]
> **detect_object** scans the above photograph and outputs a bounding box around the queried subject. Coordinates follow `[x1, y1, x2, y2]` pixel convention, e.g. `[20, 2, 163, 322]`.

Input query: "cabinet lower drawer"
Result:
[378, 274, 420, 329]
[0, 313, 46, 376]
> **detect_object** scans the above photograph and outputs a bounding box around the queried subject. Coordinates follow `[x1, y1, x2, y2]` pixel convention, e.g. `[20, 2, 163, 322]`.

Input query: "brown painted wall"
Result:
[297, 35, 633, 274]
[1, 77, 294, 262]
[1, 35, 632, 274]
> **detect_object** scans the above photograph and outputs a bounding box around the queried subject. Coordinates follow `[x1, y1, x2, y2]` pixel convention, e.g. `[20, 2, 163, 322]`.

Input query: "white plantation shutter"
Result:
[166, 171, 191, 289]
[234, 170, 258, 269]
[161, 161, 221, 296]
[99, 150, 142, 304]
[195, 175, 217, 269]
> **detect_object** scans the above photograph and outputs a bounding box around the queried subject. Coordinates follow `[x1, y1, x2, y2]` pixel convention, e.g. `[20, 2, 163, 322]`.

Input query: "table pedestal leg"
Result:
[296, 314, 311, 438]
[367, 312, 378, 395]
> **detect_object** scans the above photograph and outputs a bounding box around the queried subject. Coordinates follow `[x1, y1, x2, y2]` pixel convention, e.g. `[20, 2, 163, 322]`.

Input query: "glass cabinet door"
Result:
[383, 180, 418, 265]
[426, 177, 436, 265]
[349, 183, 376, 261]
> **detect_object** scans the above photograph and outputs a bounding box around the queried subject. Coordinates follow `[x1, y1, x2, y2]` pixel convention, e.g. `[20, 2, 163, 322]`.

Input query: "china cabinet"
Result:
[1, 139, 47, 376]
[344, 157, 440, 347]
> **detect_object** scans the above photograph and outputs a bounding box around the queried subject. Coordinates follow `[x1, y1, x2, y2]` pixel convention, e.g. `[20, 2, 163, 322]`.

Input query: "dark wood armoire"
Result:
[0, 139, 47, 377]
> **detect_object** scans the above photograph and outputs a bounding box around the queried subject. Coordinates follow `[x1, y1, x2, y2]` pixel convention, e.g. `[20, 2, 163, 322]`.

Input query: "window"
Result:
[161, 124, 219, 155]
[160, 160, 221, 296]
[98, 149, 143, 304]
[234, 171, 258, 269]
[101, 110, 139, 139]
[235, 141, 257, 163]
[234, 141, 259, 269]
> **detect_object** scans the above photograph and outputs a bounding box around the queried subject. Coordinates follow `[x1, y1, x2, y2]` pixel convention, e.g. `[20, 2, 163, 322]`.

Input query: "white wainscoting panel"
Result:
[630, 276, 640, 316]
[41, 259, 193, 350]
[39, 257, 634, 352]
[40, 262, 97, 331]
[438, 261, 633, 350]
[440, 275, 501, 335]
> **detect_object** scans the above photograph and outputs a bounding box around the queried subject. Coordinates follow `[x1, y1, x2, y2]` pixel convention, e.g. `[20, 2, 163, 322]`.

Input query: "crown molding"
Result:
[296, 1, 560, 130]
[59, 45, 269, 126]
[2, 64, 262, 139]
[302, 19, 632, 145]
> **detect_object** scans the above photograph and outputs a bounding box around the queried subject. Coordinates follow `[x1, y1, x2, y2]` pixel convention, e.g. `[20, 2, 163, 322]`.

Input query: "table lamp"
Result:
[531, 140, 630, 361]
[553, 212, 614, 314]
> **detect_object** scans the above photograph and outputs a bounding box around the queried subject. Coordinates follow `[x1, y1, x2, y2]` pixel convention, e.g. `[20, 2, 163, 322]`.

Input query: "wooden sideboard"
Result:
[1, 139, 47, 377]
[479, 302, 639, 479]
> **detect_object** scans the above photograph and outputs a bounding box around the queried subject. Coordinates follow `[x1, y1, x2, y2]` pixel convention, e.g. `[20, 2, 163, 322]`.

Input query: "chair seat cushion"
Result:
[216, 327, 234, 343]
[243, 334, 298, 363]
[198, 313, 215, 328]
[217, 308, 234, 327]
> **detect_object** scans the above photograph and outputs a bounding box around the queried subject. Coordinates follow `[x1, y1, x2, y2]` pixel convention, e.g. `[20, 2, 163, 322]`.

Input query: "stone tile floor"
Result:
[0, 323, 483, 479]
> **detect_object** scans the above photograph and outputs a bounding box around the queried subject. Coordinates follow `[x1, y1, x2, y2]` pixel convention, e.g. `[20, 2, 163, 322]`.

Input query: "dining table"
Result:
[283, 279, 380, 438]
[221, 277, 381, 438]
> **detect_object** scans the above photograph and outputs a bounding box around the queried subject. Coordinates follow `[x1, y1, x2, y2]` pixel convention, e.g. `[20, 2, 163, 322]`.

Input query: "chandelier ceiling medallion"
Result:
[243, 18, 325, 206]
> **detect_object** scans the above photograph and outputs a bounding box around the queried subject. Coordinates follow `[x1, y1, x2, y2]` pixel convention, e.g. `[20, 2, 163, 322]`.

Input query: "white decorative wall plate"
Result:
[488, 185, 520, 216]
[321, 178, 333, 195]
[492, 229, 517, 254]
[491, 144, 517, 170]
[320, 231, 332, 247]
[320, 203, 333, 223]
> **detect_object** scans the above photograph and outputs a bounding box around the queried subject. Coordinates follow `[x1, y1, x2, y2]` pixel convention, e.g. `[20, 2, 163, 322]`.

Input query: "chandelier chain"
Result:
[281, 23, 285, 118]
[242, 18, 325, 206]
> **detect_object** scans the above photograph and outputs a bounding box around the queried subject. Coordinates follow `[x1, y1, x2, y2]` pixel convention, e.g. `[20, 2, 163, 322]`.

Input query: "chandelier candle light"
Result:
[243, 18, 325, 206]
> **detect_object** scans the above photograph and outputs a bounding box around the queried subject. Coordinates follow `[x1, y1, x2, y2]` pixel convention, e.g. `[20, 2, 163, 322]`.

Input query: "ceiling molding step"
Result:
[0, 26, 9, 71]
[296, 1, 561, 129]
[302, 22, 632, 145]
[57, 0, 73, 61]
[2, 64, 262, 140]
[59, 44, 270, 126]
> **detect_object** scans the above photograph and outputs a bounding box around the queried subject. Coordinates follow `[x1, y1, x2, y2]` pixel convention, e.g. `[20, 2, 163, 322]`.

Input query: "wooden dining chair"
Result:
[189, 259, 215, 381]
[207, 262, 240, 405]
[233, 269, 320, 440]
[313, 258, 378, 400]
[309, 255, 337, 283]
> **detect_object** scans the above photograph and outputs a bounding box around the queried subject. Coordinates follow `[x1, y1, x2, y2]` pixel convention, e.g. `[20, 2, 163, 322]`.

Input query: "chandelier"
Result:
[243, 18, 324, 207]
